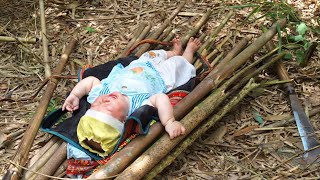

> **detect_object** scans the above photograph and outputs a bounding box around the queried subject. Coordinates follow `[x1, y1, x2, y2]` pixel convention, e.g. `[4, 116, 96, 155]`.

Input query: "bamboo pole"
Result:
[39, 0, 51, 78]
[135, 2, 186, 57]
[117, 22, 148, 58]
[116, 50, 285, 180]
[145, 79, 260, 179]
[27, 136, 58, 168]
[198, 10, 234, 54]
[33, 142, 67, 180]
[52, 160, 68, 179]
[24, 139, 63, 179]
[181, 8, 213, 49]
[158, 26, 174, 41]
[4, 38, 77, 180]
[0, 36, 36, 43]
[211, 36, 251, 73]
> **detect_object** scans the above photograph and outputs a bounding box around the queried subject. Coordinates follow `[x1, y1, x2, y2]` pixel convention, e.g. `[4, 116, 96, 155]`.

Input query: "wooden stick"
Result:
[27, 136, 58, 167]
[33, 142, 67, 180]
[211, 36, 251, 73]
[52, 160, 68, 178]
[181, 8, 213, 49]
[4, 38, 77, 180]
[117, 22, 148, 58]
[0, 36, 36, 43]
[198, 10, 234, 54]
[145, 80, 260, 179]
[24, 140, 63, 179]
[39, 0, 51, 78]
[135, 2, 186, 57]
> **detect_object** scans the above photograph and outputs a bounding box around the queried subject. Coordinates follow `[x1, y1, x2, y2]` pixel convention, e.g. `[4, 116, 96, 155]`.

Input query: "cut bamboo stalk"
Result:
[145, 79, 260, 179]
[52, 160, 67, 179]
[27, 136, 58, 168]
[89, 20, 286, 179]
[116, 50, 285, 180]
[174, 19, 286, 121]
[33, 142, 67, 180]
[210, 52, 224, 67]
[135, 2, 186, 57]
[4, 38, 77, 180]
[24, 139, 62, 179]
[211, 36, 251, 73]
[0, 36, 37, 43]
[162, 29, 176, 43]
[181, 9, 213, 49]
[194, 34, 231, 69]
[39, 0, 51, 78]
[156, 29, 176, 49]
[117, 22, 148, 58]
[198, 10, 234, 54]
[158, 26, 174, 41]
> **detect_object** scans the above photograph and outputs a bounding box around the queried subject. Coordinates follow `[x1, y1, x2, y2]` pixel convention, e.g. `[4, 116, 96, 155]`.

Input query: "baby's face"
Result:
[90, 92, 129, 122]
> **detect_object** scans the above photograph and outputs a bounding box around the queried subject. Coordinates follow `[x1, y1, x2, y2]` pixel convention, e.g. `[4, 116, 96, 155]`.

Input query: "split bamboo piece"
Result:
[145, 79, 260, 179]
[24, 139, 62, 179]
[0, 36, 36, 43]
[33, 142, 67, 180]
[39, 0, 51, 78]
[135, 2, 186, 57]
[115, 49, 285, 180]
[4, 38, 77, 180]
[117, 22, 148, 58]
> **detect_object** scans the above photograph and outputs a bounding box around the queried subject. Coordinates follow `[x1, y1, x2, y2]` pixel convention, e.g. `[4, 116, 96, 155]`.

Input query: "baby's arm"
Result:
[149, 94, 186, 139]
[62, 76, 101, 111]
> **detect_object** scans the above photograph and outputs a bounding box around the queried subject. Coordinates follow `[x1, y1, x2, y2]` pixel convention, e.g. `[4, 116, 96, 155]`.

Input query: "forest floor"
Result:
[0, 0, 320, 179]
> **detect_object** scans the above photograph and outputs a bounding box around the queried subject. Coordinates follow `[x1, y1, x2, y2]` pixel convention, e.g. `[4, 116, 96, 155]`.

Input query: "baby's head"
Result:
[77, 92, 130, 156]
[89, 92, 130, 122]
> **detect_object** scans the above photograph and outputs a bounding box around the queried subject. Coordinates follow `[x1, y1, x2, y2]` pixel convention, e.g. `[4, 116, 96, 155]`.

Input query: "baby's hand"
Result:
[165, 120, 186, 139]
[62, 93, 80, 112]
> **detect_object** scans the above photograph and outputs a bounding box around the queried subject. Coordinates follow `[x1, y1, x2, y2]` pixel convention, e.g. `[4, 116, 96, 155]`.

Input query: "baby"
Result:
[63, 37, 201, 157]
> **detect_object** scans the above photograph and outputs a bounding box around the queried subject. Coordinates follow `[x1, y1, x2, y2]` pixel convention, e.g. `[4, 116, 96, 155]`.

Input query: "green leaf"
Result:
[296, 22, 307, 35]
[296, 49, 305, 63]
[293, 35, 304, 42]
[283, 53, 292, 60]
[85, 27, 96, 33]
[303, 41, 311, 50]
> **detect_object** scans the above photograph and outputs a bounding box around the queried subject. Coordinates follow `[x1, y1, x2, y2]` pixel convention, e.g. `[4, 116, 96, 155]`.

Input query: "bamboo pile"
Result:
[3, 2, 289, 179]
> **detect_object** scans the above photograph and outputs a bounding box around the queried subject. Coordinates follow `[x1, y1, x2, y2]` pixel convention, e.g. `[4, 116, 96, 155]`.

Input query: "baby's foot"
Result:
[182, 37, 201, 63]
[171, 36, 183, 56]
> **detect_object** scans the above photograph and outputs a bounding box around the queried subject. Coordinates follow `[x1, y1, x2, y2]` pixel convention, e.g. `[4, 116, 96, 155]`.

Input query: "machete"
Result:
[267, 42, 320, 164]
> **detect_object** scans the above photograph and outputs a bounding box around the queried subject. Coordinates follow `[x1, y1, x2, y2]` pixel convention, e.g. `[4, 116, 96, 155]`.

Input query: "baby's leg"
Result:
[182, 37, 201, 63]
[165, 36, 183, 59]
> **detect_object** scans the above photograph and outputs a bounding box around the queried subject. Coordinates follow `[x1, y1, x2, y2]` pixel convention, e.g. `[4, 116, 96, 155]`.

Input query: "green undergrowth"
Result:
[230, 0, 316, 65]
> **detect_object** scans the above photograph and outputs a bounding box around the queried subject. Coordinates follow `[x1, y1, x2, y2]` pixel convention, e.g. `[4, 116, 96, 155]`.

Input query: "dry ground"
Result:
[0, 0, 320, 179]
